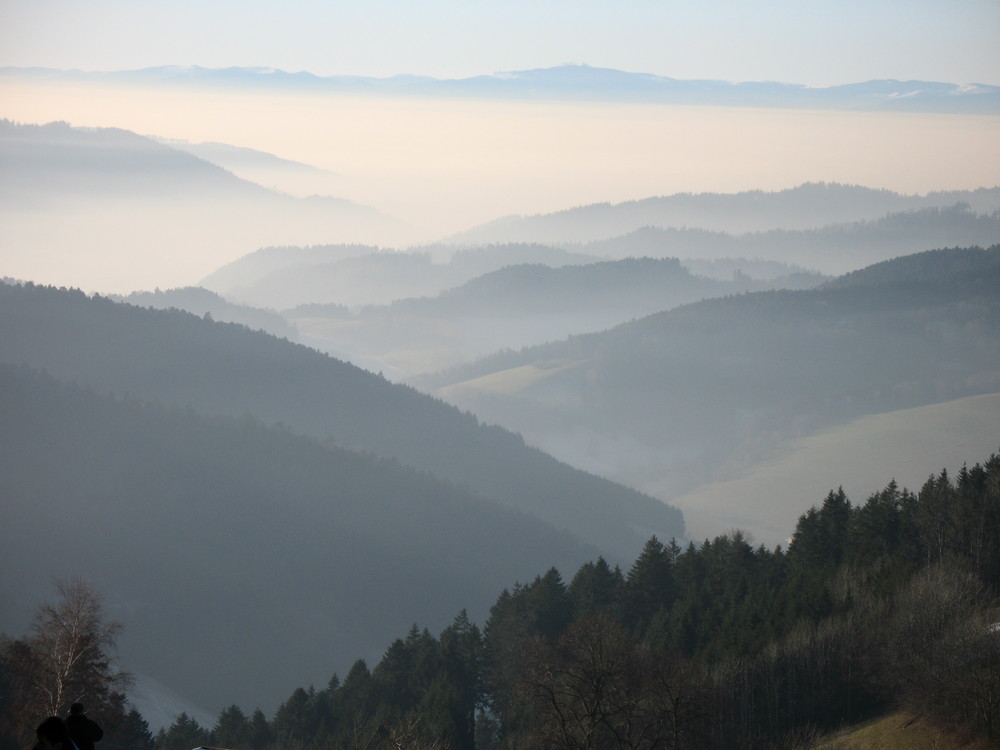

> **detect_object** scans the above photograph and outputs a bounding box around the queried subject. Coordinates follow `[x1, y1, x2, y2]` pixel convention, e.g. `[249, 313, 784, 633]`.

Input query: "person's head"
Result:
[69, 703, 85, 716]
[35, 717, 72, 750]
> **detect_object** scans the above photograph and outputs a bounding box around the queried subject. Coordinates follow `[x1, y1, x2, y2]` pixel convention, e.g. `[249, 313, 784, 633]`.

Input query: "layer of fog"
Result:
[4, 78, 999, 265]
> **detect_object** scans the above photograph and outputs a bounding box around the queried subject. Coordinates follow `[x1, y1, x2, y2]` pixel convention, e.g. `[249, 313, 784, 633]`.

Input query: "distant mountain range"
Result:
[154, 137, 349, 198]
[446, 183, 1000, 246]
[4, 64, 998, 113]
[190, 186, 999, 378]
[0, 120, 404, 291]
[561, 204, 1000, 275]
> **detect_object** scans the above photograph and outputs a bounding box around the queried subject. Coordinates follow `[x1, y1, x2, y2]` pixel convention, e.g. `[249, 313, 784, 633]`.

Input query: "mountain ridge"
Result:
[0, 282, 683, 560]
[444, 183, 1000, 245]
[4, 64, 998, 113]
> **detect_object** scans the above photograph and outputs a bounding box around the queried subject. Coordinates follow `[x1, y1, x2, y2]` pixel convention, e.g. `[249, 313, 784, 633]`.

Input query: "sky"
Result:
[1, 0, 999, 86]
[2, 0, 999, 292]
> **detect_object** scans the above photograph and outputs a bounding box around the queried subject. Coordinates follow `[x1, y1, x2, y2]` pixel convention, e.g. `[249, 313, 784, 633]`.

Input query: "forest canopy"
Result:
[7, 451, 993, 750]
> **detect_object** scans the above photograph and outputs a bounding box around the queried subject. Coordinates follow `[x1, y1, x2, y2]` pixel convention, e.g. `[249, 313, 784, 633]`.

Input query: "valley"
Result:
[1, 56, 998, 747]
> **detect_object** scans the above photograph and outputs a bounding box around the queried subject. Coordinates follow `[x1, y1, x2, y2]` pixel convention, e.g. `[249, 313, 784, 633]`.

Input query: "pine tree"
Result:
[624, 536, 675, 636]
[157, 713, 208, 750]
[213, 705, 250, 749]
[567, 556, 624, 620]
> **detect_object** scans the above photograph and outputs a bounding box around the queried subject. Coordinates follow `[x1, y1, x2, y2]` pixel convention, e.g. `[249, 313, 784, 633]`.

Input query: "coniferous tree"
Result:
[245, 708, 272, 750]
[213, 704, 250, 749]
[157, 713, 208, 750]
[624, 536, 675, 637]
[567, 557, 624, 621]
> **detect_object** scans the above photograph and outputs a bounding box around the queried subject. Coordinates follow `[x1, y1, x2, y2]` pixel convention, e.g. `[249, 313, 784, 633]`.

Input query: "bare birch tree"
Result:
[28, 577, 130, 716]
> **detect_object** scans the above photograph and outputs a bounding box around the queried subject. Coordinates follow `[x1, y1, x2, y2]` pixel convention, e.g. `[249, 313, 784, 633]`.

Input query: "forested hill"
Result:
[445, 182, 1000, 245]
[200, 243, 600, 311]
[112, 286, 295, 339]
[368, 258, 725, 317]
[821, 243, 1000, 288]
[564, 203, 1000, 274]
[0, 282, 683, 558]
[149, 451, 1000, 750]
[0, 364, 599, 713]
[414, 246, 1000, 510]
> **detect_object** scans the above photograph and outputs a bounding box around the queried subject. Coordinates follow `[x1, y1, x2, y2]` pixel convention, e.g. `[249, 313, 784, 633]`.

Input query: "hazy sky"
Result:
[3, 0, 1000, 293]
[2, 0, 998, 85]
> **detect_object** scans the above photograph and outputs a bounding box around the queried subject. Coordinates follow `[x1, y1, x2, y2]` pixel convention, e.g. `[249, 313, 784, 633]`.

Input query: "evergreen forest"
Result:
[129, 453, 998, 749]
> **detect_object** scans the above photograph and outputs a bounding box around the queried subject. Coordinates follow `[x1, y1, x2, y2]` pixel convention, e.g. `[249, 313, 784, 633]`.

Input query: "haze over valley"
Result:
[1, 1, 999, 742]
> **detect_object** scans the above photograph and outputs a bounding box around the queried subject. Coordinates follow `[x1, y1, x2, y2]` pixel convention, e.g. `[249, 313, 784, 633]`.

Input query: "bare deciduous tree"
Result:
[1, 578, 131, 748]
[29, 577, 131, 715]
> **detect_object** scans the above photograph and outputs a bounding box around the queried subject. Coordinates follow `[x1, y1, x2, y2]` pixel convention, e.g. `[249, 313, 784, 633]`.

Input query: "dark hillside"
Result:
[113, 286, 295, 339]
[821, 244, 1000, 288]
[0, 365, 598, 713]
[0, 283, 683, 559]
[140, 450, 1000, 750]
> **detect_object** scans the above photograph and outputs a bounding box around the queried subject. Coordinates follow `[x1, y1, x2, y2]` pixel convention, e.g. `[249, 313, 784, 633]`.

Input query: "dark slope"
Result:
[112, 286, 295, 339]
[415, 247, 1000, 494]
[821, 245, 1000, 289]
[0, 365, 597, 713]
[0, 283, 683, 560]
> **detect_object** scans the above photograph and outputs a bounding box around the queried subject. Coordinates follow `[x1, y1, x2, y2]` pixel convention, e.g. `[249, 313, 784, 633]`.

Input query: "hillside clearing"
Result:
[657, 392, 1000, 546]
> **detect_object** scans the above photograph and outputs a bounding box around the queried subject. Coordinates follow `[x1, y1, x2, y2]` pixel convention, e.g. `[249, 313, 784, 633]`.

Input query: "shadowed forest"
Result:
[3, 450, 997, 749]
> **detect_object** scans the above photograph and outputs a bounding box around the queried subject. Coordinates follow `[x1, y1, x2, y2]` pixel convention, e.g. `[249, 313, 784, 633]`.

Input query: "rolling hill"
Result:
[286, 257, 823, 378]
[666, 392, 1000, 545]
[445, 182, 1000, 247]
[0, 282, 683, 562]
[565, 204, 1000, 274]
[411, 247, 1000, 528]
[200, 242, 600, 310]
[0, 120, 403, 292]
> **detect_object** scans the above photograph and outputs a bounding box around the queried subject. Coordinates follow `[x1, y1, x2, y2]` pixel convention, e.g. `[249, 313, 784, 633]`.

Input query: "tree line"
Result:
[157, 453, 999, 749]
[3, 453, 997, 749]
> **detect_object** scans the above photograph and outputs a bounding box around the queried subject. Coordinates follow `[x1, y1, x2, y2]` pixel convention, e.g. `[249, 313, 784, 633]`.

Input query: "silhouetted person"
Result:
[34, 717, 76, 750]
[66, 704, 102, 750]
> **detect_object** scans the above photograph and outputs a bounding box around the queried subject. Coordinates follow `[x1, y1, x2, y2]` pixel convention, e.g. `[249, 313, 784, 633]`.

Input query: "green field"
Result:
[437, 358, 587, 398]
[655, 392, 1000, 546]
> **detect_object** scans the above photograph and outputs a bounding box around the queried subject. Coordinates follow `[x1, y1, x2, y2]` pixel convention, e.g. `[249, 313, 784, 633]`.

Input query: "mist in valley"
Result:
[2, 15, 1000, 741]
[3, 75, 1000, 293]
